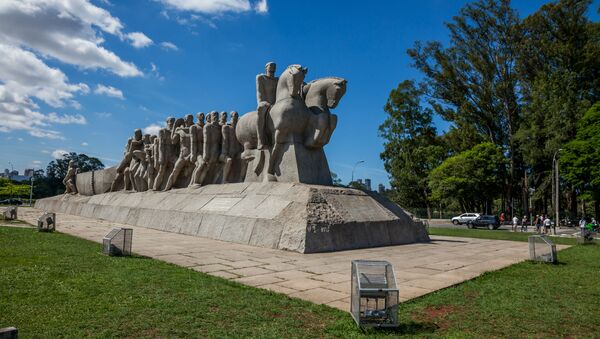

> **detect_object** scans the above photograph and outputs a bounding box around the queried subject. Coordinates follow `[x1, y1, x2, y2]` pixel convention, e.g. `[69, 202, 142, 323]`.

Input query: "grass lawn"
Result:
[429, 226, 579, 245]
[1, 225, 599, 337]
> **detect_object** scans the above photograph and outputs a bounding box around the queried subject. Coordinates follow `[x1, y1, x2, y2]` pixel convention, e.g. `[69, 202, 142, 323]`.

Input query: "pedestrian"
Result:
[543, 215, 552, 234]
[512, 215, 519, 232]
[521, 215, 528, 232]
[500, 212, 506, 225]
[535, 215, 542, 233]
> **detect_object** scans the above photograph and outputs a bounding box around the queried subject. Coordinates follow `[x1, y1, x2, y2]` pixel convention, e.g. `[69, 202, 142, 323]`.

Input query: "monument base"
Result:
[35, 182, 429, 253]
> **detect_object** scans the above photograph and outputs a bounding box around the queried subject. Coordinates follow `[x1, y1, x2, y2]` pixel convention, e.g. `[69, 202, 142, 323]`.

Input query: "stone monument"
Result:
[39, 62, 429, 253]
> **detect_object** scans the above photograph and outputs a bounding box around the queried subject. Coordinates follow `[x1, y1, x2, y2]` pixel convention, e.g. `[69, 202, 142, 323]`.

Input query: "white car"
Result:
[451, 213, 481, 225]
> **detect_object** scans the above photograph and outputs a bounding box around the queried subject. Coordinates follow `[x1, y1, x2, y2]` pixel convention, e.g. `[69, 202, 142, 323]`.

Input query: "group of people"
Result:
[110, 111, 243, 192]
[508, 214, 553, 234]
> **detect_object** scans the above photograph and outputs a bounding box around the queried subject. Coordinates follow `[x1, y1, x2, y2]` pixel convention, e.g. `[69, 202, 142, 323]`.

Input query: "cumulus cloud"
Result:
[0, 0, 147, 139]
[127, 32, 153, 48]
[94, 84, 124, 99]
[51, 149, 69, 159]
[143, 123, 162, 136]
[160, 41, 179, 51]
[160, 0, 251, 14]
[255, 0, 267, 13]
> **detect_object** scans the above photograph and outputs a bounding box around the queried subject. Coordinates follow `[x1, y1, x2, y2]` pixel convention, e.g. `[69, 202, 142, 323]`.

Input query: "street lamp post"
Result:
[29, 176, 34, 207]
[351, 160, 365, 184]
[552, 149, 563, 235]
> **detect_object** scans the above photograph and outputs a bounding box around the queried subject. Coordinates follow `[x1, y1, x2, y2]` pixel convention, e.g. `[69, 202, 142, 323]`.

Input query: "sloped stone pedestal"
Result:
[35, 182, 429, 253]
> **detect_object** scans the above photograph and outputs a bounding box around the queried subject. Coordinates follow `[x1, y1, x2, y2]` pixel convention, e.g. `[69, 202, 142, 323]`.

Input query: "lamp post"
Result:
[29, 176, 34, 207]
[552, 148, 563, 235]
[351, 160, 365, 184]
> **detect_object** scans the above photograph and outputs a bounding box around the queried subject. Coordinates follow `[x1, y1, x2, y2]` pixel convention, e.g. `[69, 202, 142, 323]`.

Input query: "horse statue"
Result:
[236, 64, 347, 182]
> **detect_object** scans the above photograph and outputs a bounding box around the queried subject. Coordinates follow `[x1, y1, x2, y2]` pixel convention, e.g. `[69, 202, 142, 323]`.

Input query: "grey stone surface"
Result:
[35, 182, 429, 253]
[1, 206, 17, 220]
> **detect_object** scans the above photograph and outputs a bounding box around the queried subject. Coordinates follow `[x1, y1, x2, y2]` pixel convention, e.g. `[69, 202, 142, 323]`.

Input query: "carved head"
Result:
[326, 79, 347, 108]
[151, 135, 157, 143]
[184, 114, 194, 127]
[143, 134, 151, 144]
[134, 128, 142, 140]
[230, 111, 238, 126]
[68, 160, 76, 168]
[166, 117, 175, 130]
[196, 112, 205, 125]
[209, 111, 218, 125]
[285, 64, 307, 99]
[219, 111, 227, 125]
[265, 62, 276, 77]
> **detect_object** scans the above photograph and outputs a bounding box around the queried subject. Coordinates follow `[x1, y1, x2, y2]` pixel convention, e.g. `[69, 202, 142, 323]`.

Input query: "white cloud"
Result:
[255, 0, 267, 14]
[143, 123, 162, 136]
[94, 84, 124, 99]
[51, 149, 69, 159]
[127, 32, 153, 48]
[94, 112, 112, 118]
[0, 0, 147, 139]
[160, 41, 179, 51]
[32, 160, 41, 164]
[0, 0, 143, 77]
[160, 0, 252, 14]
[81, 142, 89, 146]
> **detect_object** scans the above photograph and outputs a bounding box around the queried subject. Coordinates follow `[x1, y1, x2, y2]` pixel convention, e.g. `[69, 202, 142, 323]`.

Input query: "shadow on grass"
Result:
[362, 321, 439, 336]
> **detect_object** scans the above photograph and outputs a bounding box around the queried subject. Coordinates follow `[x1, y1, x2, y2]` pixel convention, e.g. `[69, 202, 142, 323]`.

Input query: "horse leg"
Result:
[266, 130, 283, 182]
[322, 113, 337, 145]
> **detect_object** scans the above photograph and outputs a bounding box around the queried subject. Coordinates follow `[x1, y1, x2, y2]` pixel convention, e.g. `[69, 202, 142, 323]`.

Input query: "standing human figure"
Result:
[164, 114, 194, 190]
[535, 215, 542, 233]
[63, 160, 78, 194]
[543, 215, 552, 234]
[256, 62, 278, 150]
[521, 215, 528, 232]
[189, 111, 221, 186]
[110, 138, 133, 191]
[153, 117, 177, 190]
[220, 111, 242, 183]
[126, 129, 144, 191]
[512, 215, 519, 232]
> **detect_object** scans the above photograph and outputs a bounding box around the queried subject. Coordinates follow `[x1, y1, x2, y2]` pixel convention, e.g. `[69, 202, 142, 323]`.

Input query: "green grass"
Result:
[429, 226, 578, 245]
[2, 226, 599, 337]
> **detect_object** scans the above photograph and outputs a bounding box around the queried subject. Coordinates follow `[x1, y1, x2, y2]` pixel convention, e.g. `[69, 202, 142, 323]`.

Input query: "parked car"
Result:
[467, 215, 501, 230]
[0, 198, 23, 205]
[451, 213, 480, 225]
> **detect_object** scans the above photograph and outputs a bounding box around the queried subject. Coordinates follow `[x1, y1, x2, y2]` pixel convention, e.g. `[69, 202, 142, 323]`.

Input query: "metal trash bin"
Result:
[37, 212, 56, 232]
[103, 228, 133, 256]
[528, 235, 557, 263]
[1, 206, 17, 220]
[351, 260, 399, 328]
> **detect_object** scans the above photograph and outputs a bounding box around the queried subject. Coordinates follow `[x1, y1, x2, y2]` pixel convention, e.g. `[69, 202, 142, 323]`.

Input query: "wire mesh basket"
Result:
[1, 206, 17, 220]
[103, 228, 133, 256]
[37, 212, 56, 232]
[351, 260, 399, 328]
[577, 228, 595, 245]
[528, 235, 557, 264]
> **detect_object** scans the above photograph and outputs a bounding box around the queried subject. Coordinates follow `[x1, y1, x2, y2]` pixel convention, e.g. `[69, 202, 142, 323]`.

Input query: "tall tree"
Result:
[408, 0, 522, 215]
[429, 142, 507, 213]
[379, 80, 445, 218]
[516, 0, 600, 216]
[561, 102, 600, 220]
[46, 153, 104, 195]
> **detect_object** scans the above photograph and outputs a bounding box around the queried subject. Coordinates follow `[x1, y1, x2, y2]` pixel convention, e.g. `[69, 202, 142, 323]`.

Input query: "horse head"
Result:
[303, 77, 347, 111]
[276, 64, 307, 101]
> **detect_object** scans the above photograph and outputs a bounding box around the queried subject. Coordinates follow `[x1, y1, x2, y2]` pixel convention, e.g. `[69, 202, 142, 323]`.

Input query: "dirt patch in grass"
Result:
[414, 305, 462, 331]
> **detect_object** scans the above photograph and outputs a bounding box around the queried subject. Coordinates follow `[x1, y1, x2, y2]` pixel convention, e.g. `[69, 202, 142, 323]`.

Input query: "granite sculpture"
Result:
[63, 160, 78, 194]
[69, 62, 346, 191]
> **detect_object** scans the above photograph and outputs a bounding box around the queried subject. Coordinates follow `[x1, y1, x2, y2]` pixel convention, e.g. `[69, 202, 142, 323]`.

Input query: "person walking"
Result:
[521, 215, 528, 232]
[535, 215, 542, 233]
[500, 212, 506, 225]
[543, 216, 552, 234]
[512, 215, 519, 232]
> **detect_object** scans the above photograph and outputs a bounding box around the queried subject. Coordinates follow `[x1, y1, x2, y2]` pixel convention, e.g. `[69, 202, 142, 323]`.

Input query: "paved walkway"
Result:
[17, 207, 565, 311]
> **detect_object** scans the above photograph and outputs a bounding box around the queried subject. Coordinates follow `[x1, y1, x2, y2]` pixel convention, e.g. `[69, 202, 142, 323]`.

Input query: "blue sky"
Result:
[1, 0, 597, 188]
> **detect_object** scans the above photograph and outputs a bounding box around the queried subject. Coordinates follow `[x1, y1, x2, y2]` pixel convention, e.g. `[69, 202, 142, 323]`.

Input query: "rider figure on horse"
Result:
[256, 62, 278, 150]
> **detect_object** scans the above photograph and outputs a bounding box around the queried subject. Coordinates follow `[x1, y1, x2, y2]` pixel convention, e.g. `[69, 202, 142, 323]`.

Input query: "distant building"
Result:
[364, 179, 372, 191]
[378, 184, 385, 194]
[357, 179, 363, 185]
[0, 169, 32, 182]
[24, 168, 34, 177]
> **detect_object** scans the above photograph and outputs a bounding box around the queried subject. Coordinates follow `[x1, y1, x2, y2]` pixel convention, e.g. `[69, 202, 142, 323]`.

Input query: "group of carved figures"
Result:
[110, 110, 242, 192]
[65, 62, 348, 193]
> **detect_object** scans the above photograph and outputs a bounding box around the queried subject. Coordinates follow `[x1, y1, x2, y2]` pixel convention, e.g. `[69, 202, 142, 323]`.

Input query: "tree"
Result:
[429, 142, 507, 213]
[0, 178, 30, 199]
[379, 80, 445, 218]
[408, 0, 521, 214]
[561, 102, 600, 219]
[330, 172, 343, 187]
[516, 0, 600, 216]
[45, 153, 104, 195]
